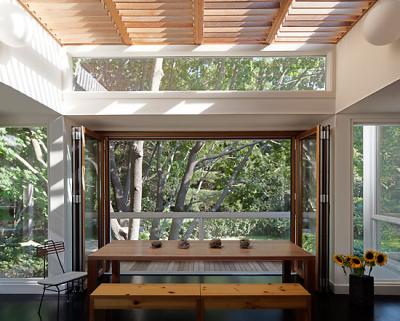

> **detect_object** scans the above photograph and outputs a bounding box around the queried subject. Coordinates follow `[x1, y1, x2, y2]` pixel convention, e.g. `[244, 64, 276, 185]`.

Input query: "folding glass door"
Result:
[72, 127, 103, 272]
[295, 125, 330, 291]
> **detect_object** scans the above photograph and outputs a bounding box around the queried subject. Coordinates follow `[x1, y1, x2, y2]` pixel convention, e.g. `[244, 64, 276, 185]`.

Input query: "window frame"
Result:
[100, 131, 298, 244]
[362, 125, 400, 272]
[63, 47, 335, 94]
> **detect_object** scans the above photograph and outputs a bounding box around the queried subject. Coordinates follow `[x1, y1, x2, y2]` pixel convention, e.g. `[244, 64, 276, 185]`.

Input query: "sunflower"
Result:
[344, 256, 352, 265]
[375, 252, 388, 266]
[350, 256, 363, 269]
[364, 250, 376, 264]
[333, 254, 345, 266]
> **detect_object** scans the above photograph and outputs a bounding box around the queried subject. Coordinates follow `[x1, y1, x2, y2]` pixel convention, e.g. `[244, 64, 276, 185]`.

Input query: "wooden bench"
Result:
[200, 283, 311, 321]
[90, 283, 311, 321]
[89, 283, 202, 321]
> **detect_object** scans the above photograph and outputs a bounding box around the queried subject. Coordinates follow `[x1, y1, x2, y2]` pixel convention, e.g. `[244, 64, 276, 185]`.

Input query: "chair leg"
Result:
[56, 286, 60, 317]
[38, 286, 46, 315]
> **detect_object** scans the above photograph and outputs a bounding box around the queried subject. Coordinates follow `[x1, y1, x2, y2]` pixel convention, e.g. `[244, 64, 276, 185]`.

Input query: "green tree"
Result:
[0, 127, 47, 278]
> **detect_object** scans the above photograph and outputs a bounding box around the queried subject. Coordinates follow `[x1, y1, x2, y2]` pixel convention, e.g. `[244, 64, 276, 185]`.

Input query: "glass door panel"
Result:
[300, 134, 318, 254]
[72, 127, 103, 272]
[83, 135, 101, 269]
[295, 125, 330, 291]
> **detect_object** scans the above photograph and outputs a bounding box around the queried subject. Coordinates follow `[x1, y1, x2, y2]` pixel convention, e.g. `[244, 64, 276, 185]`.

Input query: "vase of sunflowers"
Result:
[334, 250, 388, 307]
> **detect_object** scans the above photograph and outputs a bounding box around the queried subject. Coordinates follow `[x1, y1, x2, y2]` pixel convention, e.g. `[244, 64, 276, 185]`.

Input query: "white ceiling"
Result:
[0, 83, 60, 124]
[341, 79, 400, 114]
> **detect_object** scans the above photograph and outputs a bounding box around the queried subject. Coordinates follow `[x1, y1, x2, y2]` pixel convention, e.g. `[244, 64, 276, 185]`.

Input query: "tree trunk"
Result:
[183, 145, 256, 240]
[22, 184, 34, 240]
[128, 141, 144, 240]
[109, 142, 129, 212]
[169, 141, 204, 240]
[151, 58, 164, 91]
[110, 202, 127, 240]
[150, 142, 164, 240]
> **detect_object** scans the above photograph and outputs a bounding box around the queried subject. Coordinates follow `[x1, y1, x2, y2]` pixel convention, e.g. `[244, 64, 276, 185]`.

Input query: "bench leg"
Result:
[89, 297, 96, 321]
[196, 299, 204, 321]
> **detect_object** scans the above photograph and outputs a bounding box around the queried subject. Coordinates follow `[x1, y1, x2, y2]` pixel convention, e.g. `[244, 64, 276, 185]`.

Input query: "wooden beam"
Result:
[194, 0, 204, 45]
[265, 0, 293, 44]
[102, 0, 130, 44]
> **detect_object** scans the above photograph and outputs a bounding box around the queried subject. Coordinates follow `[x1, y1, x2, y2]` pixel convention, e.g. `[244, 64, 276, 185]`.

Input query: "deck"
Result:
[120, 261, 281, 275]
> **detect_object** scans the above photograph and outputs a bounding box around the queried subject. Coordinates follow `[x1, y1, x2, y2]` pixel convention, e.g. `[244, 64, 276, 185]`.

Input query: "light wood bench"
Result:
[89, 283, 202, 321]
[90, 283, 311, 321]
[200, 283, 311, 321]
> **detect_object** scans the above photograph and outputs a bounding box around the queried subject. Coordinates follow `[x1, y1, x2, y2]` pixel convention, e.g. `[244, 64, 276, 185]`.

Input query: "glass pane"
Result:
[84, 137, 100, 267]
[0, 127, 48, 278]
[109, 139, 291, 240]
[301, 134, 317, 254]
[376, 221, 400, 278]
[378, 126, 400, 216]
[73, 56, 326, 91]
[353, 125, 364, 255]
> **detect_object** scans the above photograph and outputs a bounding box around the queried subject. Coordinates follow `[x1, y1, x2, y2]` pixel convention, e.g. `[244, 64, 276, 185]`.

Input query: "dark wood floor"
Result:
[1, 276, 399, 321]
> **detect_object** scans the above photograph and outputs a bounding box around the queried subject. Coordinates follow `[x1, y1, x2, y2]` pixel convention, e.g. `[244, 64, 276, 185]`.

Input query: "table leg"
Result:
[111, 260, 120, 283]
[196, 298, 204, 321]
[303, 258, 316, 292]
[282, 260, 292, 283]
[88, 260, 98, 294]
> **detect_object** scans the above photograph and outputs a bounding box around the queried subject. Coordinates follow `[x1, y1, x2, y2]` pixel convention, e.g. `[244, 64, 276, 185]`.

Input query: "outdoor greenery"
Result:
[109, 139, 292, 241]
[0, 127, 47, 278]
[353, 125, 400, 264]
[353, 125, 364, 255]
[73, 56, 326, 91]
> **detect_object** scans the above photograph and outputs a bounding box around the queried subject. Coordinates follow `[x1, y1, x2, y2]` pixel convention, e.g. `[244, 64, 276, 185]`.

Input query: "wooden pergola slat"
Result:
[194, 0, 205, 44]
[102, 0, 131, 45]
[17, 0, 377, 45]
[266, 0, 293, 44]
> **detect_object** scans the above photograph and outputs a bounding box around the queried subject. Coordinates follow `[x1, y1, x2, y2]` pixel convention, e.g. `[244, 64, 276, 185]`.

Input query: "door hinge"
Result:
[320, 194, 329, 203]
[72, 194, 81, 204]
[321, 129, 330, 140]
[72, 129, 81, 141]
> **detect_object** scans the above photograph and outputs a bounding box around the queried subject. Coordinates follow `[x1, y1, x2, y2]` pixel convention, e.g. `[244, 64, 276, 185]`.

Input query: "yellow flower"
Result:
[334, 254, 344, 266]
[351, 256, 363, 269]
[364, 250, 376, 263]
[375, 252, 388, 266]
[344, 256, 352, 264]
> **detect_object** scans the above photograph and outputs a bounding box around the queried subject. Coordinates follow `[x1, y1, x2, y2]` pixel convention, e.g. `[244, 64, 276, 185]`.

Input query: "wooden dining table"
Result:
[87, 240, 315, 293]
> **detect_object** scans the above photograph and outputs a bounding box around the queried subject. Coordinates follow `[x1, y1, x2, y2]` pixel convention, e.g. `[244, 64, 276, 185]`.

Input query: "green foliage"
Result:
[111, 139, 292, 240]
[74, 56, 326, 91]
[353, 125, 364, 250]
[0, 127, 48, 278]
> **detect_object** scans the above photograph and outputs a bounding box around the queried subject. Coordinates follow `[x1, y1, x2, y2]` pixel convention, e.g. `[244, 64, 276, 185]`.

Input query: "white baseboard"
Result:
[0, 279, 43, 294]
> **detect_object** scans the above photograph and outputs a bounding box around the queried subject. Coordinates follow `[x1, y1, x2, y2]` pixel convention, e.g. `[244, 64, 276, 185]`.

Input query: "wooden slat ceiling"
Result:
[18, 0, 377, 45]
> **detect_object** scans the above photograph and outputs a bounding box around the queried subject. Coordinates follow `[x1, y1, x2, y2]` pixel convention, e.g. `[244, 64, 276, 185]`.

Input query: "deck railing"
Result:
[110, 211, 290, 240]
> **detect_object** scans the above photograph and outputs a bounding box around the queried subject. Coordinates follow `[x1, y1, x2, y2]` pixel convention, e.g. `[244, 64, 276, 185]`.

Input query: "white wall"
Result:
[0, 0, 68, 113]
[336, 11, 400, 113]
[48, 116, 76, 277]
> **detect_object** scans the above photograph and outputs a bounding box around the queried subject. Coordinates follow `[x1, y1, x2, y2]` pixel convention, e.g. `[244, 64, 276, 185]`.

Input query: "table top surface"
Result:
[88, 240, 314, 261]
